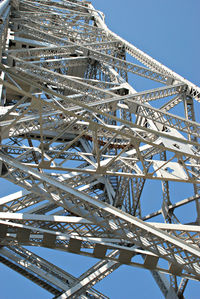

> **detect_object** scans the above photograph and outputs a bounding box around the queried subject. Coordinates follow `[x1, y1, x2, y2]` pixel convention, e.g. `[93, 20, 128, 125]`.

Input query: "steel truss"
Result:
[0, 0, 199, 298]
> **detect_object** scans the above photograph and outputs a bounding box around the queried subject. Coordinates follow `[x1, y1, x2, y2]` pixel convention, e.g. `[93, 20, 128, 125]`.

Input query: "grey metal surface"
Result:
[0, 0, 199, 298]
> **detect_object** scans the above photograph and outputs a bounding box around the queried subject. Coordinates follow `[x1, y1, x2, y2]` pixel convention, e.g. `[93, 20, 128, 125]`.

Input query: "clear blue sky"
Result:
[0, 1, 200, 298]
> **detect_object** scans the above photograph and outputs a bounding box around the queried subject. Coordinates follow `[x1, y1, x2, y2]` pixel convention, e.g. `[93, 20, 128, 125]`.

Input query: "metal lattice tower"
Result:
[0, 0, 199, 298]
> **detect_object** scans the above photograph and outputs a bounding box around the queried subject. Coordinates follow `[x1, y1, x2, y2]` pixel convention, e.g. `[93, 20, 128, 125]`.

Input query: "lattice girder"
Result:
[0, 0, 199, 298]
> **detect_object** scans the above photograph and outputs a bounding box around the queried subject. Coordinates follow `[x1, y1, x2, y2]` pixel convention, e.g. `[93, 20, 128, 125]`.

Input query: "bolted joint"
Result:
[185, 85, 200, 99]
[185, 85, 193, 96]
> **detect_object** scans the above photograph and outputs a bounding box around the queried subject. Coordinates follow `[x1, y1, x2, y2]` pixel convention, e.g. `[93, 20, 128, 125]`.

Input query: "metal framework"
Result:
[0, 0, 199, 298]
